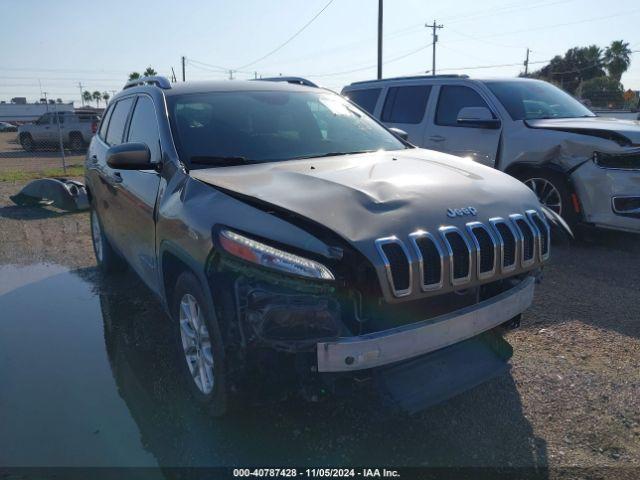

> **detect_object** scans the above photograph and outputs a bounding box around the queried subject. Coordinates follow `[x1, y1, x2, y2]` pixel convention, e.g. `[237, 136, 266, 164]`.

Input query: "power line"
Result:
[234, 0, 335, 71]
[308, 43, 433, 78]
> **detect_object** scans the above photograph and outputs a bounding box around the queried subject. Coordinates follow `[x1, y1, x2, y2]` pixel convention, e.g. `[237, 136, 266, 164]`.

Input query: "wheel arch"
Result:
[159, 242, 215, 317]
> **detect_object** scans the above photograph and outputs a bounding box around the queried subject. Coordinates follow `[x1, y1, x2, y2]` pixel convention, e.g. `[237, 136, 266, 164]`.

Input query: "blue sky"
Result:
[2, 0, 639, 104]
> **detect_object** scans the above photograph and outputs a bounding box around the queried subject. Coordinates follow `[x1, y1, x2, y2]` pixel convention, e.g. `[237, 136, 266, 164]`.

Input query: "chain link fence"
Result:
[0, 104, 102, 181]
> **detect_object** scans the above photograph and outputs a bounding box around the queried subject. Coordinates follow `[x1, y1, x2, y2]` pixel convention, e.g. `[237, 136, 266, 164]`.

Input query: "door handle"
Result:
[429, 135, 446, 142]
[89, 154, 98, 164]
[112, 172, 123, 183]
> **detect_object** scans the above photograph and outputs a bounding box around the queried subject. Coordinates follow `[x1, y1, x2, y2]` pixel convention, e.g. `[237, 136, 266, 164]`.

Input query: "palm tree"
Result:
[82, 90, 92, 106]
[102, 91, 110, 105]
[143, 67, 158, 77]
[604, 40, 632, 82]
[92, 91, 102, 107]
[129, 72, 141, 81]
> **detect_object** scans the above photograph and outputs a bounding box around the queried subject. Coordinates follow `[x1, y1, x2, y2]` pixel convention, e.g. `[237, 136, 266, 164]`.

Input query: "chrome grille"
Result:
[440, 226, 473, 285]
[527, 210, 550, 261]
[376, 211, 548, 298]
[409, 231, 443, 291]
[375, 237, 412, 297]
[466, 222, 498, 279]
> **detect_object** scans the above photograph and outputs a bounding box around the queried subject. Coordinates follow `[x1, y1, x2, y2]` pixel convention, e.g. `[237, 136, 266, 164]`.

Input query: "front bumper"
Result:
[572, 160, 640, 233]
[316, 276, 535, 372]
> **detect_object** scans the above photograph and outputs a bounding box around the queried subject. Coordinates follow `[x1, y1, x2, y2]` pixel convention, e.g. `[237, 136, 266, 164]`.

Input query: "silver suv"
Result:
[343, 75, 640, 234]
[18, 110, 100, 151]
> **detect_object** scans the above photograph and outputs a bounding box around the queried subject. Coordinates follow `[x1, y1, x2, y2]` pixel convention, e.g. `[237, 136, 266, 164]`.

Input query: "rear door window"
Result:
[344, 88, 381, 114]
[435, 85, 493, 126]
[98, 106, 114, 139]
[105, 97, 134, 146]
[381, 85, 431, 124]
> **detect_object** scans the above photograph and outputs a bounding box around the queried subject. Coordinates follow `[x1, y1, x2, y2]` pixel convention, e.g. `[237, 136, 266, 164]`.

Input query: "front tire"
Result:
[91, 208, 126, 273]
[519, 169, 579, 229]
[171, 272, 228, 416]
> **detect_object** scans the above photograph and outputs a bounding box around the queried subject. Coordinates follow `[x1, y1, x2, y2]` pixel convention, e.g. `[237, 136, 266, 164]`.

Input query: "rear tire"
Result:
[171, 272, 228, 416]
[20, 133, 34, 151]
[518, 169, 579, 230]
[91, 208, 126, 273]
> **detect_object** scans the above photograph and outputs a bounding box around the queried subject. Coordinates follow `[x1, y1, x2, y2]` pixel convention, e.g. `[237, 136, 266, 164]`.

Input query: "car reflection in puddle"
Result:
[0, 264, 547, 470]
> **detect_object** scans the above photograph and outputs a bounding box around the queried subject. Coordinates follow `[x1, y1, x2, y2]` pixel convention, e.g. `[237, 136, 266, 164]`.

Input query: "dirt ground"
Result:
[0, 132, 85, 173]
[0, 178, 639, 476]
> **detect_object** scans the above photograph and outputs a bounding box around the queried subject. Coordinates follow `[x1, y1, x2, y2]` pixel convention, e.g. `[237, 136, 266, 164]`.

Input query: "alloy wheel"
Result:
[179, 293, 215, 395]
[524, 177, 562, 215]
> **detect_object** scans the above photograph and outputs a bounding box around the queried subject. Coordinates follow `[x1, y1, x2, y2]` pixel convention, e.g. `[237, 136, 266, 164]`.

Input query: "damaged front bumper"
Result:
[572, 154, 640, 233]
[316, 276, 535, 372]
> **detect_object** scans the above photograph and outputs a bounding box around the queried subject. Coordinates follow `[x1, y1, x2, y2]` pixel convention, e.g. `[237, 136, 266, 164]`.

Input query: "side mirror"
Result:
[456, 106, 501, 129]
[388, 127, 409, 141]
[106, 143, 153, 170]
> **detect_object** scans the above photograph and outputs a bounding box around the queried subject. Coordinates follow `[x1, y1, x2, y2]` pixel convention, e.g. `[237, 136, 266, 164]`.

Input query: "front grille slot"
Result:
[515, 219, 535, 262]
[493, 222, 516, 269]
[528, 211, 550, 259]
[470, 225, 495, 274]
[377, 240, 411, 296]
[443, 230, 471, 282]
[412, 233, 443, 289]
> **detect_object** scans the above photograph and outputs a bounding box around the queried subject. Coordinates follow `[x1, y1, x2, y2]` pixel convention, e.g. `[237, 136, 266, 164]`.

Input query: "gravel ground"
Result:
[0, 178, 639, 476]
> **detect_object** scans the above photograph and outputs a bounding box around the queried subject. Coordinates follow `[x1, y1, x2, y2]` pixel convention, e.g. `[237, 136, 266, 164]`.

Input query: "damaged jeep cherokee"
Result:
[86, 76, 558, 415]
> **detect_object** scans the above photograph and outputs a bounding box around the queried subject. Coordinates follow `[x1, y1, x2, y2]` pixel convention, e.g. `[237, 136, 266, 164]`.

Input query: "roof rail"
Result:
[123, 76, 172, 90]
[255, 76, 318, 88]
[348, 74, 469, 86]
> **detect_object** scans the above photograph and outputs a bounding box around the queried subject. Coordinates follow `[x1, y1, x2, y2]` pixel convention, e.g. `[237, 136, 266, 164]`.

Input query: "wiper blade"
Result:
[190, 156, 252, 166]
[294, 150, 375, 160]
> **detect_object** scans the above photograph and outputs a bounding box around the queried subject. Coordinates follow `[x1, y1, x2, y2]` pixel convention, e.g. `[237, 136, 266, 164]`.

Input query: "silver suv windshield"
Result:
[484, 80, 595, 121]
[167, 90, 407, 168]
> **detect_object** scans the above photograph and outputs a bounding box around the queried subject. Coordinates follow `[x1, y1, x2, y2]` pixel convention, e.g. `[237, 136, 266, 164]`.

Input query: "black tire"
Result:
[518, 169, 580, 230]
[20, 133, 34, 151]
[90, 207, 126, 273]
[69, 133, 84, 151]
[171, 271, 228, 416]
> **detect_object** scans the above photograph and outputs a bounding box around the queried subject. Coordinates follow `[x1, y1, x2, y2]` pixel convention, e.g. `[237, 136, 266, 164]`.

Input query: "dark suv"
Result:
[86, 76, 558, 415]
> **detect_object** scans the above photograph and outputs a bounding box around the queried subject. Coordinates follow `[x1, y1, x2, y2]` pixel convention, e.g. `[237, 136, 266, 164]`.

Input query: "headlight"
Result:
[218, 229, 334, 280]
[593, 151, 640, 170]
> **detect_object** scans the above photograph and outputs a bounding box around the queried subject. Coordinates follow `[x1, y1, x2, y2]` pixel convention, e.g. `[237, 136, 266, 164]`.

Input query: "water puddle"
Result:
[0, 264, 543, 468]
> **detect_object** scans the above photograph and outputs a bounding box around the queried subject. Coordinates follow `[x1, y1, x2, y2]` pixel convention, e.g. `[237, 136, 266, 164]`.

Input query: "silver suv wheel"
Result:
[179, 293, 215, 395]
[524, 177, 562, 215]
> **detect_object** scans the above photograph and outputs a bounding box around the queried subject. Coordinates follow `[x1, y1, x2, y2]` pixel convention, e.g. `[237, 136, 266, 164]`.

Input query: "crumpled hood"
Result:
[190, 149, 541, 246]
[525, 117, 640, 146]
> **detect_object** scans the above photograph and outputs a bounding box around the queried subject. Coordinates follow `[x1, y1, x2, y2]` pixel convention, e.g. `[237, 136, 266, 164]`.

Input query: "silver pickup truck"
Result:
[18, 111, 100, 151]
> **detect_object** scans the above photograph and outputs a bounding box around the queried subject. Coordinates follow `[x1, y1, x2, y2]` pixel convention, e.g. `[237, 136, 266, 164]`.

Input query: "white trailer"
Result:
[0, 102, 74, 124]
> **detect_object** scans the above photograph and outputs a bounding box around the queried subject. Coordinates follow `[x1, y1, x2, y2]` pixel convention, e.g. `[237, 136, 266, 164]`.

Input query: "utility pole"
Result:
[377, 0, 383, 79]
[171, 67, 177, 83]
[78, 82, 84, 107]
[426, 20, 443, 76]
[229, 70, 234, 80]
[181, 56, 186, 82]
[524, 48, 530, 76]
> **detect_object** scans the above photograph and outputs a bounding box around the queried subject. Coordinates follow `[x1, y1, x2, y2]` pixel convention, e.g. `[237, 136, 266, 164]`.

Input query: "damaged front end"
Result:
[204, 225, 537, 412]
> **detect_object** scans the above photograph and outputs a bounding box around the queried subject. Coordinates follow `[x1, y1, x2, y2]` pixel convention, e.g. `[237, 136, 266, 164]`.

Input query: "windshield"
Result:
[484, 80, 595, 121]
[167, 89, 407, 168]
